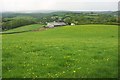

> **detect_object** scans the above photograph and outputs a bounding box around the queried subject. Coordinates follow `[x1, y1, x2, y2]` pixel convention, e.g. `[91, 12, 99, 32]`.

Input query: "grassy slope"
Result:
[2, 25, 118, 78]
[4, 24, 43, 33]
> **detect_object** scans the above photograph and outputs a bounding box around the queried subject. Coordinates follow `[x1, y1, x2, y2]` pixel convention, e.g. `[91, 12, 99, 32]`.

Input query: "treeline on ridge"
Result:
[2, 16, 38, 31]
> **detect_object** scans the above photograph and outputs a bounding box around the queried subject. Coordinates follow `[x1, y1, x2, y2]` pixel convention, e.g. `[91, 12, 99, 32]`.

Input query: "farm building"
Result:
[46, 22, 66, 28]
[71, 23, 75, 26]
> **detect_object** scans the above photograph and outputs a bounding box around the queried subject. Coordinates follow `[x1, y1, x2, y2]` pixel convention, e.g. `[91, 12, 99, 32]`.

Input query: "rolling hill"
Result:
[2, 24, 118, 78]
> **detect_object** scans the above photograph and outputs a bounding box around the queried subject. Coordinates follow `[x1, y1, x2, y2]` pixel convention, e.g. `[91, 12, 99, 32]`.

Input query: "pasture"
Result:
[4, 24, 43, 33]
[2, 24, 118, 78]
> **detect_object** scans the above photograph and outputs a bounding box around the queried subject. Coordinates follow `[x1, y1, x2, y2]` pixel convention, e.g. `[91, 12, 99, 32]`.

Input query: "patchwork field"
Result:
[2, 24, 118, 78]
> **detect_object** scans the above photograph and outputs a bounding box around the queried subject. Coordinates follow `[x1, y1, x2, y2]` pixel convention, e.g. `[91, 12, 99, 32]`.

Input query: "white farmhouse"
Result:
[71, 23, 75, 26]
[46, 21, 66, 28]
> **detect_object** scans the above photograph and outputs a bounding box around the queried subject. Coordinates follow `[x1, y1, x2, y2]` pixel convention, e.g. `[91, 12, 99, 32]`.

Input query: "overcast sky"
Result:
[1, 0, 119, 12]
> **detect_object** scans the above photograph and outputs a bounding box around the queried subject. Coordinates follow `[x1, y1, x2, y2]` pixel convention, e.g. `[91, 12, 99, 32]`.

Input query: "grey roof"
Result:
[47, 22, 66, 26]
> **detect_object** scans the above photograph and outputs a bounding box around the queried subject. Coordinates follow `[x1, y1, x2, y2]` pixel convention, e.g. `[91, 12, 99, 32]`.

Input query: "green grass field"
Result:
[2, 24, 118, 78]
[4, 24, 43, 33]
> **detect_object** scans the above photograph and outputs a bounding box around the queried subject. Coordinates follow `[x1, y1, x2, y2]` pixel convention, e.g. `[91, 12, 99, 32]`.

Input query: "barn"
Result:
[46, 22, 66, 28]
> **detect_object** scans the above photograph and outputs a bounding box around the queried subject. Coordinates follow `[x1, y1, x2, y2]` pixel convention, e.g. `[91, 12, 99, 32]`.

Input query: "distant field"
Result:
[4, 24, 43, 33]
[2, 24, 118, 78]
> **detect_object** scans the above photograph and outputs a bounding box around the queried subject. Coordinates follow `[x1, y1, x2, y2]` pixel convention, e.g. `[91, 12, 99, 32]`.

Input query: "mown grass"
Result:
[2, 25, 118, 78]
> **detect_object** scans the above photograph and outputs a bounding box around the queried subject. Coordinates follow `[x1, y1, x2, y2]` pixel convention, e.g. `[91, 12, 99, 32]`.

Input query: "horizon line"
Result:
[1, 10, 118, 13]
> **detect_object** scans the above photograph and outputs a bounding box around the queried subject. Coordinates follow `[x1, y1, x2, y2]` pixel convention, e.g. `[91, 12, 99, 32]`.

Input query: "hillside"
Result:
[2, 24, 118, 78]
[4, 24, 43, 33]
[2, 11, 118, 31]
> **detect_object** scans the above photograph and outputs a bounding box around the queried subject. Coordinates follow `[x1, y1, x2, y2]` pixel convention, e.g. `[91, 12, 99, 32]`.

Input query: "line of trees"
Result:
[37, 12, 118, 25]
[2, 16, 37, 31]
